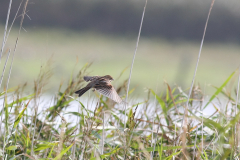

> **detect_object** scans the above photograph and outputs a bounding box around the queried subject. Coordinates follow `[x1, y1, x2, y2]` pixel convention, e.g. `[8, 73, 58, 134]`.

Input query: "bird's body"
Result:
[75, 75, 122, 103]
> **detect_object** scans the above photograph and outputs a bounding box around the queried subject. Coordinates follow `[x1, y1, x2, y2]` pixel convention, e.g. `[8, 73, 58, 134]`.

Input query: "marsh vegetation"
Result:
[1, 0, 240, 159]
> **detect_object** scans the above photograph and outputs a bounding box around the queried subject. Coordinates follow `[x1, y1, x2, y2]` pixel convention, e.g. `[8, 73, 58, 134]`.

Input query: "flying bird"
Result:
[75, 75, 122, 103]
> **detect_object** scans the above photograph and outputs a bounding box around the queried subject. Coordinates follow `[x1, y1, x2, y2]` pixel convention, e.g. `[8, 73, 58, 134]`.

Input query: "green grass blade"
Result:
[158, 145, 161, 160]
[13, 99, 31, 128]
[196, 145, 205, 159]
[203, 149, 209, 160]
[159, 138, 163, 160]
[204, 70, 236, 109]
[139, 145, 194, 153]
[34, 142, 57, 151]
[8, 94, 34, 106]
[4, 95, 9, 134]
[53, 142, 74, 160]
[189, 109, 223, 132]
[5, 145, 17, 150]
[151, 89, 169, 125]
[47, 145, 55, 159]
[100, 146, 120, 158]
[164, 150, 182, 160]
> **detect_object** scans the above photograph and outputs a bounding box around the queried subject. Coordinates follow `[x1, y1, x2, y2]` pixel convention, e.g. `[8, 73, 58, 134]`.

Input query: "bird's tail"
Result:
[75, 86, 91, 97]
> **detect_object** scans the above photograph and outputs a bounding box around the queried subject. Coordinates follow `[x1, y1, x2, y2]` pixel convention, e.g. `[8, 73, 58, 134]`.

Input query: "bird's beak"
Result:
[112, 79, 114, 81]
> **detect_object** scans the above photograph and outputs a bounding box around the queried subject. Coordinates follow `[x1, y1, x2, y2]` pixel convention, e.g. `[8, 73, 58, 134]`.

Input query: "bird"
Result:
[75, 75, 122, 103]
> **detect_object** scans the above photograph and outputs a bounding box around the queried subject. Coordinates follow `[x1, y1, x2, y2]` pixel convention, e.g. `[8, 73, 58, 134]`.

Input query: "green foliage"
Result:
[204, 70, 237, 109]
[13, 99, 31, 129]
[53, 143, 74, 160]
[0, 65, 240, 159]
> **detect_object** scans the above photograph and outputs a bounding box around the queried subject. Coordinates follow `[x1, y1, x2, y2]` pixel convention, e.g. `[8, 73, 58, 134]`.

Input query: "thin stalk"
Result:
[193, 125, 199, 160]
[235, 69, 240, 151]
[212, 133, 215, 158]
[43, 133, 53, 158]
[5, 1, 23, 46]
[0, 49, 11, 89]
[0, 0, 23, 134]
[173, 123, 177, 160]
[2, 42, 17, 156]
[36, 97, 53, 141]
[152, 119, 161, 157]
[79, 141, 86, 160]
[101, 112, 105, 155]
[124, 0, 148, 128]
[0, 0, 12, 63]
[204, 134, 217, 151]
[201, 109, 204, 155]
[151, 75, 160, 159]
[0, 49, 11, 133]
[0, 0, 24, 142]
[56, 115, 66, 160]
[201, 82, 206, 155]
[150, 118, 154, 158]
[5, 0, 29, 94]
[30, 75, 40, 156]
[0, 0, 17, 143]
[8, 0, 30, 156]
[177, 0, 215, 146]
[72, 104, 81, 159]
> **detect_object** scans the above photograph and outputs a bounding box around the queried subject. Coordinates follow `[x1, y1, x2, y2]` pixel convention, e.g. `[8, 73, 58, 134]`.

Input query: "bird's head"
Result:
[104, 75, 114, 81]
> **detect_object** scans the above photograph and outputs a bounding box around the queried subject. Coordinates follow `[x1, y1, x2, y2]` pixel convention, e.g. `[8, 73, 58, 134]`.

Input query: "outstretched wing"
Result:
[83, 76, 99, 82]
[96, 84, 122, 103]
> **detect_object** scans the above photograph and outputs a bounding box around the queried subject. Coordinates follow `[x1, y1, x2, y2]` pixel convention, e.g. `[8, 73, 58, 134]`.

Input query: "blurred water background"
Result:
[1, 0, 240, 98]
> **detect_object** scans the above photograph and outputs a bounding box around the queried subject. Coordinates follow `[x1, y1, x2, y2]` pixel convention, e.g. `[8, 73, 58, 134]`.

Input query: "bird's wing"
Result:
[83, 76, 99, 82]
[96, 85, 122, 103]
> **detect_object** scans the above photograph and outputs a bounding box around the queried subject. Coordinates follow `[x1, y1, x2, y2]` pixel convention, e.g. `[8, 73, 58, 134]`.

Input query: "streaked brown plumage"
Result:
[75, 75, 122, 103]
